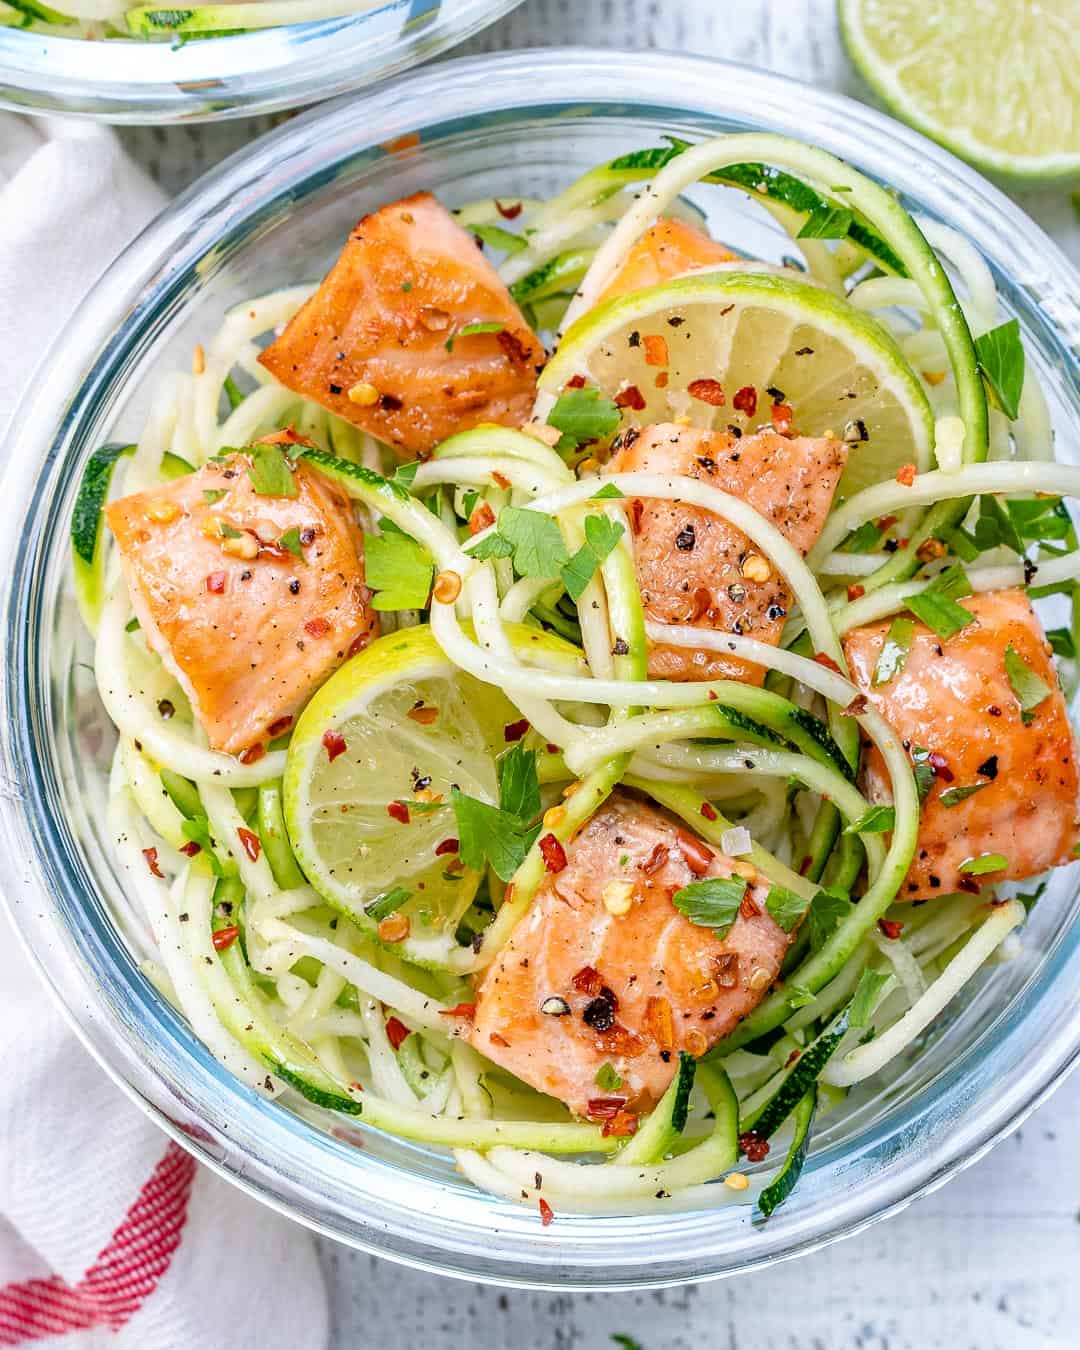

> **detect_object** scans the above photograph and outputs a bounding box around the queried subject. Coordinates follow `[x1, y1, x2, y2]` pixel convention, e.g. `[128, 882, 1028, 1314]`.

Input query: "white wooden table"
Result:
[123, 3, 1080, 1344]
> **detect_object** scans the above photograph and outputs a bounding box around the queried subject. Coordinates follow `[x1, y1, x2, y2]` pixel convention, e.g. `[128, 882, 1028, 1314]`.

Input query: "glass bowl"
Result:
[2, 48, 1079, 1289]
[0, 0, 521, 122]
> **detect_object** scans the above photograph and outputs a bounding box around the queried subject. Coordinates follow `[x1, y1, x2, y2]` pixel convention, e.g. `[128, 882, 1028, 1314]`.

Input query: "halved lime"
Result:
[540, 270, 934, 497]
[840, 0, 1080, 183]
[283, 622, 579, 967]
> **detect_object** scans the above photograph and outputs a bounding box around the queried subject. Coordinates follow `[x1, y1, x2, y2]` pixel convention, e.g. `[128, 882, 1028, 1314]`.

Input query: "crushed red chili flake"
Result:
[538, 1197, 554, 1226]
[492, 470, 511, 489]
[896, 462, 917, 487]
[440, 1002, 477, 1019]
[494, 198, 523, 220]
[385, 1016, 411, 1051]
[304, 617, 331, 638]
[347, 633, 371, 658]
[878, 918, 904, 940]
[928, 752, 954, 782]
[546, 743, 560, 754]
[615, 384, 646, 411]
[387, 800, 410, 825]
[322, 729, 347, 762]
[628, 498, 645, 534]
[239, 743, 265, 766]
[267, 715, 294, 737]
[687, 378, 726, 406]
[644, 995, 674, 1051]
[738, 1130, 770, 1162]
[739, 891, 761, 919]
[538, 833, 568, 873]
[468, 501, 496, 534]
[845, 693, 869, 716]
[504, 717, 530, 742]
[770, 402, 794, 435]
[142, 847, 164, 878]
[602, 1111, 638, 1138]
[407, 705, 439, 725]
[489, 1031, 509, 1047]
[585, 1096, 628, 1120]
[237, 827, 262, 863]
[700, 801, 718, 822]
[877, 515, 898, 530]
[847, 583, 866, 601]
[641, 842, 669, 875]
[179, 840, 202, 858]
[596, 1024, 645, 1057]
[206, 571, 226, 594]
[813, 652, 842, 674]
[675, 827, 713, 876]
[566, 374, 586, 389]
[799, 855, 813, 876]
[212, 925, 240, 953]
[643, 334, 669, 367]
[732, 385, 757, 417]
[253, 425, 317, 449]
[434, 838, 459, 858]
[572, 965, 604, 996]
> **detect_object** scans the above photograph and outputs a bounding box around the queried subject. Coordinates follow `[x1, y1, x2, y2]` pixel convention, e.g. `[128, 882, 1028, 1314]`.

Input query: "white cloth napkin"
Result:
[0, 118, 330, 1350]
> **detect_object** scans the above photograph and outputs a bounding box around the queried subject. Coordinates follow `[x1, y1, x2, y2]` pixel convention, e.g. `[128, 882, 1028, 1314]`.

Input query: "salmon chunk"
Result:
[608, 423, 847, 681]
[107, 453, 378, 758]
[843, 589, 1080, 899]
[471, 792, 791, 1117]
[599, 218, 737, 301]
[258, 192, 545, 458]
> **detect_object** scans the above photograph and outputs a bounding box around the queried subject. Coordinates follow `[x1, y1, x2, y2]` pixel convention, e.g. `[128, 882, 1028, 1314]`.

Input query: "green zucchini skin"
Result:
[757, 1087, 816, 1218]
[616, 1051, 697, 1165]
[740, 1006, 851, 1137]
[71, 442, 131, 568]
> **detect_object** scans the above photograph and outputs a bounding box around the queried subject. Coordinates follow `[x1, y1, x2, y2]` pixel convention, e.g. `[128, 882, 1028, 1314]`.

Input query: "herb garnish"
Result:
[807, 887, 852, 951]
[278, 526, 304, 560]
[764, 885, 811, 933]
[546, 386, 622, 452]
[906, 564, 975, 640]
[1004, 643, 1052, 723]
[670, 877, 747, 938]
[595, 1062, 623, 1091]
[445, 321, 505, 352]
[470, 223, 528, 254]
[362, 531, 435, 611]
[974, 319, 1025, 421]
[843, 804, 895, 835]
[561, 514, 626, 601]
[939, 781, 990, 808]
[451, 741, 542, 880]
[873, 617, 914, 685]
[247, 443, 298, 498]
[958, 853, 1008, 876]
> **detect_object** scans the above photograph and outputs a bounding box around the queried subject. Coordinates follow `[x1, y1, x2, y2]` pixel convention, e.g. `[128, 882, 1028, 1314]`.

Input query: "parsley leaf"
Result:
[849, 968, 890, 1028]
[465, 531, 514, 561]
[445, 321, 505, 352]
[939, 781, 990, 807]
[958, 852, 1008, 876]
[975, 318, 1025, 421]
[278, 526, 304, 559]
[546, 386, 621, 451]
[450, 791, 540, 880]
[389, 459, 420, 498]
[202, 488, 227, 505]
[247, 443, 298, 498]
[497, 741, 541, 823]
[873, 617, 914, 686]
[498, 506, 570, 578]
[1047, 626, 1076, 659]
[911, 747, 937, 803]
[362, 532, 434, 611]
[595, 1062, 623, 1091]
[786, 983, 816, 1010]
[560, 513, 625, 601]
[592, 483, 625, 500]
[797, 202, 853, 239]
[1004, 643, 1053, 723]
[974, 494, 1025, 556]
[906, 564, 975, 640]
[843, 804, 895, 834]
[808, 888, 853, 951]
[671, 877, 747, 938]
[764, 884, 811, 933]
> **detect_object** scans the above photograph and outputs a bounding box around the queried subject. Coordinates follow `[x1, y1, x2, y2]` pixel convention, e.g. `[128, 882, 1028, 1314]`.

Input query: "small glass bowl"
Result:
[0, 0, 521, 122]
[2, 49, 1079, 1288]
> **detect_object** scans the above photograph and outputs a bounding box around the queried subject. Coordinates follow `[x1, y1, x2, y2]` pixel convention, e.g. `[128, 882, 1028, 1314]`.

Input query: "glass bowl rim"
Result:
[2, 46, 1080, 1288]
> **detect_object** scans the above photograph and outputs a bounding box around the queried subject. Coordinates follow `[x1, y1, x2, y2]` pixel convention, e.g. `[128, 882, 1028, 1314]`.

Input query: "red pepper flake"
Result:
[770, 402, 794, 435]
[675, 828, 713, 877]
[239, 743, 265, 766]
[654, 371, 669, 389]
[491, 470, 512, 490]
[602, 1110, 638, 1138]
[407, 704, 439, 725]
[267, 715, 294, 737]
[845, 693, 869, 717]
[142, 847, 164, 878]
[799, 855, 813, 876]
[847, 583, 865, 602]
[877, 515, 898, 530]
[643, 334, 669, 367]
[896, 462, 917, 487]
[253, 425, 317, 449]
[596, 1023, 646, 1057]
[538, 1197, 554, 1226]
[494, 198, 523, 220]
[504, 717, 530, 742]
[739, 891, 761, 919]
[212, 925, 239, 952]
[732, 385, 757, 416]
[700, 801, 718, 821]
[489, 1031, 509, 1047]
[878, 918, 904, 940]
[237, 827, 261, 863]
[546, 743, 560, 754]
[387, 800, 410, 825]
[434, 837, 459, 857]
[813, 652, 842, 674]
[538, 833, 568, 873]
[928, 751, 954, 783]
[206, 571, 226, 594]
[322, 729, 347, 762]
[179, 840, 202, 858]
[644, 995, 675, 1051]
[572, 965, 604, 996]
[305, 617, 331, 638]
[586, 1096, 628, 1120]
[566, 373, 586, 389]
[640, 842, 669, 875]
[615, 384, 646, 411]
[687, 378, 726, 406]
[468, 501, 496, 535]
[440, 1002, 477, 1019]
[385, 1016, 411, 1051]
[348, 632, 372, 659]
[628, 498, 645, 535]
[738, 1130, 770, 1162]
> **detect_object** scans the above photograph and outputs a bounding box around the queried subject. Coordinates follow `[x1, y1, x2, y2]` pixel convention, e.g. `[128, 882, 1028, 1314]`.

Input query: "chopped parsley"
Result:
[911, 747, 936, 802]
[390, 459, 420, 496]
[1047, 627, 1076, 659]
[872, 617, 914, 686]
[939, 780, 990, 808]
[365, 886, 411, 920]
[807, 887, 853, 952]
[671, 877, 747, 938]
[906, 564, 975, 640]
[485, 505, 570, 579]
[451, 742, 542, 881]
[247, 443, 298, 498]
[362, 531, 434, 611]
[786, 983, 816, 1010]
[974, 494, 1024, 555]
[764, 884, 811, 933]
[974, 318, 1025, 421]
[560, 513, 626, 601]
[445, 321, 505, 352]
[278, 526, 304, 559]
[841, 520, 884, 554]
[592, 483, 625, 500]
[1004, 643, 1053, 723]
[546, 386, 621, 451]
[202, 488, 227, 505]
[595, 1062, 623, 1091]
[843, 804, 895, 835]
[958, 852, 1008, 876]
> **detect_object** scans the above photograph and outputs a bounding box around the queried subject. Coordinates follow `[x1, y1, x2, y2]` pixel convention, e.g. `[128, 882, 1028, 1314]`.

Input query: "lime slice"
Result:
[840, 0, 1080, 183]
[540, 270, 934, 497]
[283, 622, 578, 967]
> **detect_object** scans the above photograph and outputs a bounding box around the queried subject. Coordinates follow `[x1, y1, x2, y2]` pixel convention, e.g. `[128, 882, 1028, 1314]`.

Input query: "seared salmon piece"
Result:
[843, 589, 1080, 899]
[608, 423, 846, 682]
[107, 453, 378, 758]
[471, 792, 791, 1117]
[599, 218, 737, 301]
[258, 192, 545, 458]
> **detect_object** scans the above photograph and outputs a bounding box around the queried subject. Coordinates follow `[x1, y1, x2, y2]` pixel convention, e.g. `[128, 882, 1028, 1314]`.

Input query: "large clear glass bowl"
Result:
[2, 49, 1079, 1288]
[0, 0, 520, 122]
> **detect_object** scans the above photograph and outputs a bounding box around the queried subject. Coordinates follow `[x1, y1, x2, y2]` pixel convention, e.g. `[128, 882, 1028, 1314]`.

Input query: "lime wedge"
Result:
[540, 270, 933, 497]
[283, 622, 578, 966]
[840, 0, 1080, 182]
